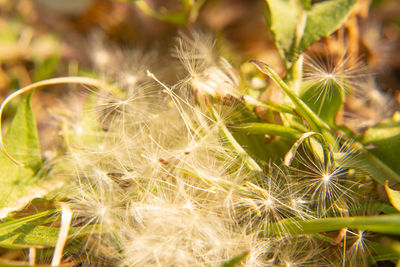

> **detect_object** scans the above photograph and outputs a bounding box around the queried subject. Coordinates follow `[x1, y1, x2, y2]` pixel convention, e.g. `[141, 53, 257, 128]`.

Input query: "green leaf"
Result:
[221, 251, 249, 267]
[385, 181, 400, 212]
[349, 203, 399, 215]
[0, 221, 99, 249]
[264, 0, 300, 62]
[362, 118, 400, 177]
[0, 210, 56, 234]
[0, 210, 101, 249]
[0, 94, 42, 213]
[298, 0, 357, 54]
[300, 80, 344, 126]
[0, 224, 59, 249]
[3, 93, 41, 170]
[0, 224, 98, 249]
[268, 214, 400, 236]
[265, 0, 356, 65]
[355, 147, 400, 186]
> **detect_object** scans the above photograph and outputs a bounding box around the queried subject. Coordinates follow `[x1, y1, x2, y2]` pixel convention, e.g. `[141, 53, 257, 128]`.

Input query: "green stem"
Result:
[268, 214, 400, 236]
[208, 104, 262, 172]
[242, 95, 295, 115]
[251, 60, 336, 146]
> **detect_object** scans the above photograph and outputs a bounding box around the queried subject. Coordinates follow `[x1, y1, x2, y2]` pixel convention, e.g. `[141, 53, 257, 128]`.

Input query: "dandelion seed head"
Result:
[175, 31, 241, 99]
[303, 52, 367, 99]
[322, 173, 331, 183]
[289, 142, 359, 217]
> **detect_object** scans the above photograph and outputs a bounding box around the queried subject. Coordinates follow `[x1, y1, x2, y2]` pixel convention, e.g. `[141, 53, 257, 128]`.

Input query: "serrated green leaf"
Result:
[385, 181, 400, 212]
[298, 0, 357, 54]
[264, 0, 300, 62]
[0, 94, 42, 211]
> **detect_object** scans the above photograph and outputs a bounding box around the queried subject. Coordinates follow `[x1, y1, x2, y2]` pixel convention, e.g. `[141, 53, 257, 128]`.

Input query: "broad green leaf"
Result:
[268, 214, 400, 236]
[264, 0, 300, 62]
[265, 0, 356, 65]
[0, 224, 59, 248]
[221, 251, 249, 267]
[3, 93, 41, 170]
[385, 181, 400, 212]
[0, 94, 42, 213]
[362, 118, 400, 177]
[229, 121, 301, 163]
[300, 80, 344, 126]
[233, 132, 276, 164]
[298, 0, 357, 55]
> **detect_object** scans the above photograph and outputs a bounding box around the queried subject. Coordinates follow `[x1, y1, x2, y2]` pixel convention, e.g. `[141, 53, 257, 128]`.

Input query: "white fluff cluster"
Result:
[65, 32, 370, 266]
